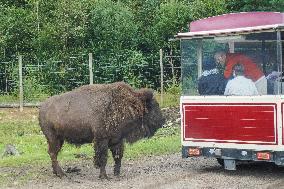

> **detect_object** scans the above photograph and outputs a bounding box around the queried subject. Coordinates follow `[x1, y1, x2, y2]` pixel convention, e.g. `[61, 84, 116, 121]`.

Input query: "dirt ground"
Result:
[2, 153, 284, 189]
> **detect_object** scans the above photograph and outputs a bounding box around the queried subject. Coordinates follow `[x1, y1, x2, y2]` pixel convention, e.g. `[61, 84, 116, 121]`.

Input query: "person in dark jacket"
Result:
[198, 57, 227, 95]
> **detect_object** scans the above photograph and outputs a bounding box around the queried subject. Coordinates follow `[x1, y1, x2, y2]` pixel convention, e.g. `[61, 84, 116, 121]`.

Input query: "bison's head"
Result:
[126, 89, 165, 143]
[142, 98, 165, 138]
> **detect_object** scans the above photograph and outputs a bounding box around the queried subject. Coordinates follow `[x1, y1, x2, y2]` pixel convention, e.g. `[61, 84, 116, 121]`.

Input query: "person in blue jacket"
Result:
[198, 57, 227, 95]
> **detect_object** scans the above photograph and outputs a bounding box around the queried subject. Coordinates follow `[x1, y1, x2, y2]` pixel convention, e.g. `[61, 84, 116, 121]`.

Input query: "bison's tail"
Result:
[38, 104, 55, 136]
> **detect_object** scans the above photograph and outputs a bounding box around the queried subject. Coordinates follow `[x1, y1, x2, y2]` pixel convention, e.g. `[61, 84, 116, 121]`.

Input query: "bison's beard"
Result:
[125, 123, 149, 144]
[125, 118, 163, 144]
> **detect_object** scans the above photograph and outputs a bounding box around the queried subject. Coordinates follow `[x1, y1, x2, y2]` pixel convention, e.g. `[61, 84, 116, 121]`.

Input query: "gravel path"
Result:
[5, 153, 284, 189]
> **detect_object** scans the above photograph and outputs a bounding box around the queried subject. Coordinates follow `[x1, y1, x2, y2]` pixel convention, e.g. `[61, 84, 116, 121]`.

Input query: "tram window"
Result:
[181, 31, 282, 96]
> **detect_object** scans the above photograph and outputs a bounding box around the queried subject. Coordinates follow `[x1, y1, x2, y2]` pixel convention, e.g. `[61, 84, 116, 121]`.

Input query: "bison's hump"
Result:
[40, 82, 148, 131]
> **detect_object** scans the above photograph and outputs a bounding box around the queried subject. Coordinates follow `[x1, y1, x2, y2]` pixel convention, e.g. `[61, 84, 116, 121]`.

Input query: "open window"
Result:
[181, 31, 283, 96]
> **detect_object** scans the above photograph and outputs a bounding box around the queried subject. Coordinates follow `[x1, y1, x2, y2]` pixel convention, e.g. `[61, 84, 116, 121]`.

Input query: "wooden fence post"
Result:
[19, 55, 23, 112]
[160, 49, 164, 106]
[89, 53, 93, 85]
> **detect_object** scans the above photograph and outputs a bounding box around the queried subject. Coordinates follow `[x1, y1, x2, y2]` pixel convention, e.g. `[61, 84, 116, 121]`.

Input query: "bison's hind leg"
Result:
[47, 134, 65, 178]
[110, 141, 124, 176]
[93, 139, 109, 179]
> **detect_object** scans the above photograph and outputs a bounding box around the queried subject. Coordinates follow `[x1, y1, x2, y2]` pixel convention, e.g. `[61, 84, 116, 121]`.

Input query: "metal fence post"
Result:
[19, 55, 23, 112]
[160, 49, 164, 106]
[89, 53, 93, 85]
[197, 42, 202, 78]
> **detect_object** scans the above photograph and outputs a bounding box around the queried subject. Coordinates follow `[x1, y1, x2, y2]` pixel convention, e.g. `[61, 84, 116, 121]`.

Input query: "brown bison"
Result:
[39, 82, 165, 179]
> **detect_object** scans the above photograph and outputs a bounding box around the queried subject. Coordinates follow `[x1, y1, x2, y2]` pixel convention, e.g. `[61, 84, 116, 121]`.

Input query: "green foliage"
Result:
[166, 83, 182, 96]
[86, 0, 138, 53]
[36, 0, 91, 58]
[182, 76, 198, 95]
[23, 76, 49, 102]
[0, 0, 29, 8]
[124, 0, 163, 53]
[123, 51, 149, 88]
[189, 0, 227, 20]
[151, 1, 192, 49]
[155, 87, 181, 108]
[225, 0, 284, 12]
[39, 55, 90, 95]
[0, 0, 283, 95]
[0, 5, 36, 57]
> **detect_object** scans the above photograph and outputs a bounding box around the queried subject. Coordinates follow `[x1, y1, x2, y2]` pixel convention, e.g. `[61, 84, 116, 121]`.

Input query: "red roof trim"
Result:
[190, 12, 284, 32]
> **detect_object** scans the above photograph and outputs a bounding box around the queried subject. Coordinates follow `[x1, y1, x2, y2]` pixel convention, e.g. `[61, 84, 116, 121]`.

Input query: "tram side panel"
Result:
[181, 97, 284, 166]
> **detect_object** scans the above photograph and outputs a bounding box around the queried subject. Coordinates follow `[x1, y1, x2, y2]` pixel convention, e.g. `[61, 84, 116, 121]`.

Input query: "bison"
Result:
[39, 82, 165, 179]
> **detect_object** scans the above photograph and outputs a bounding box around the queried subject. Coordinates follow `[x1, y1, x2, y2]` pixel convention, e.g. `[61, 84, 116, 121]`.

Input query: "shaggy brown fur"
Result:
[39, 82, 165, 179]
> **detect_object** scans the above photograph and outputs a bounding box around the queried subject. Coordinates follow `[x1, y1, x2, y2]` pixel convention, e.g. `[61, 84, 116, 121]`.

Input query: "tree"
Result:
[86, 0, 138, 54]
[0, 0, 28, 8]
[123, 0, 163, 53]
[225, 0, 284, 12]
[151, 1, 192, 49]
[0, 5, 36, 57]
[36, 0, 90, 58]
[189, 0, 227, 20]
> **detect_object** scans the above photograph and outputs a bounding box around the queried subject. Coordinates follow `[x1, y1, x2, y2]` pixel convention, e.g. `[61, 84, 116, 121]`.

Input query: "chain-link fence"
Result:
[0, 54, 91, 108]
[159, 48, 181, 106]
[0, 49, 181, 109]
[0, 56, 19, 107]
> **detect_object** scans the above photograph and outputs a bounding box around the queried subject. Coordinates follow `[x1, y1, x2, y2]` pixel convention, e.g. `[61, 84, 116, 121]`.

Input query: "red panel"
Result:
[183, 104, 277, 144]
[190, 12, 284, 32]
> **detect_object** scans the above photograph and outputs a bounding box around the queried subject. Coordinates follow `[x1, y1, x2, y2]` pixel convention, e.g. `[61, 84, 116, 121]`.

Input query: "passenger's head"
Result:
[202, 57, 216, 71]
[214, 51, 226, 66]
[232, 63, 244, 77]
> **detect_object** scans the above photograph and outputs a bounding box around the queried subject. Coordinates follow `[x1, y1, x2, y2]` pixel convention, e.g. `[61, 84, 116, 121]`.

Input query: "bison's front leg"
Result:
[110, 141, 124, 176]
[94, 138, 109, 179]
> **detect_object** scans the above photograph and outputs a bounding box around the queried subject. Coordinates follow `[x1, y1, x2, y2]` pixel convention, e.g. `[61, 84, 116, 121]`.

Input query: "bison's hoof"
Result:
[114, 165, 121, 176]
[55, 171, 66, 178]
[93, 160, 100, 169]
[114, 170, 120, 176]
[53, 168, 66, 178]
[99, 173, 109, 180]
[94, 164, 100, 169]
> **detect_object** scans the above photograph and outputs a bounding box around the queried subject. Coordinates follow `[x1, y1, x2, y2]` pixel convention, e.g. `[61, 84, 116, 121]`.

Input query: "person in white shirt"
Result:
[224, 63, 259, 96]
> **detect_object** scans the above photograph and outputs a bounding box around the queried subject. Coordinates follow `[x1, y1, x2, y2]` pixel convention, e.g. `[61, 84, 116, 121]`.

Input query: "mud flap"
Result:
[224, 159, 236, 170]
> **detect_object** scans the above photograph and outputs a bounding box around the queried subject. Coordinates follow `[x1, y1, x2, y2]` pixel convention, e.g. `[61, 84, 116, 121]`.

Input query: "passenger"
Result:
[266, 71, 282, 94]
[198, 57, 227, 95]
[224, 63, 259, 96]
[214, 51, 267, 95]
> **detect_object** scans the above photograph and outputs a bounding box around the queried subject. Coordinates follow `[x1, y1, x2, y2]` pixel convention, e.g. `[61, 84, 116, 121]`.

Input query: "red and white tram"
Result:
[177, 12, 284, 170]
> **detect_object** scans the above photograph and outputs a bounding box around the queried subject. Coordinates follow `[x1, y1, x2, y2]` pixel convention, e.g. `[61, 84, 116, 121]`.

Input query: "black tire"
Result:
[216, 158, 224, 166]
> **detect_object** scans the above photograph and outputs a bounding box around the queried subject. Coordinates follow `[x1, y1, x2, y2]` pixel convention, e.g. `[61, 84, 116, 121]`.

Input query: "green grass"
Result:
[0, 123, 180, 167]
[155, 84, 181, 108]
[0, 119, 180, 167]
[0, 95, 19, 104]
[0, 94, 48, 105]
[124, 127, 180, 160]
[155, 92, 180, 108]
